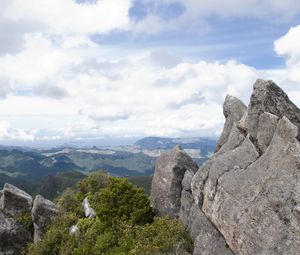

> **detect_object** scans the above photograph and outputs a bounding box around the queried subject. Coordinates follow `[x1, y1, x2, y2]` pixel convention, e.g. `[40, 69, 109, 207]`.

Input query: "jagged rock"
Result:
[190, 80, 300, 254]
[0, 210, 32, 255]
[204, 116, 300, 254]
[151, 79, 300, 255]
[257, 112, 279, 153]
[215, 124, 246, 155]
[32, 195, 59, 243]
[82, 197, 96, 219]
[216, 95, 247, 151]
[0, 183, 32, 216]
[151, 145, 198, 218]
[245, 79, 300, 140]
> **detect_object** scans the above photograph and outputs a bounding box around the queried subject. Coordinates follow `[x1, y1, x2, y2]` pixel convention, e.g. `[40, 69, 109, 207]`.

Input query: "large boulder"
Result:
[0, 183, 32, 216]
[151, 145, 198, 218]
[32, 195, 59, 243]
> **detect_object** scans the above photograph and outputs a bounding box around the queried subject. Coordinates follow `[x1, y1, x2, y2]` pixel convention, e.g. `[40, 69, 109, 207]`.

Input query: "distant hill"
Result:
[0, 136, 216, 196]
[134, 136, 216, 151]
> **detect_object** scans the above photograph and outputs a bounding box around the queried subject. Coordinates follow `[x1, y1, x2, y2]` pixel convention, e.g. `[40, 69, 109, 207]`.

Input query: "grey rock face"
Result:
[257, 112, 279, 153]
[151, 145, 198, 218]
[32, 195, 58, 243]
[82, 197, 96, 219]
[151, 79, 300, 255]
[191, 79, 300, 254]
[189, 204, 234, 255]
[0, 210, 32, 255]
[216, 95, 247, 151]
[0, 183, 32, 216]
[245, 79, 300, 139]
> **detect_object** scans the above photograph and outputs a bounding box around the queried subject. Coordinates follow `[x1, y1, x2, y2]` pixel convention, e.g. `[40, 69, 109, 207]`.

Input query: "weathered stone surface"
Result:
[182, 169, 195, 191]
[82, 197, 96, 219]
[0, 210, 32, 255]
[189, 204, 234, 255]
[205, 117, 300, 254]
[245, 79, 300, 139]
[151, 145, 198, 218]
[257, 112, 279, 153]
[152, 79, 300, 255]
[1, 183, 32, 216]
[216, 95, 247, 151]
[215, 124, 246, 155]
[32, 195, 58, 243]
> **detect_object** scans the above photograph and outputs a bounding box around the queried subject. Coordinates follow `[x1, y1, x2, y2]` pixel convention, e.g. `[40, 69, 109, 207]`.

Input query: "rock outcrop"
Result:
[151, 145, 198, 218]
[151, 79, 300, 255]
[32, 195, 59, 243]
[0, 183, 32, 216]
[0, 183, 58, 254]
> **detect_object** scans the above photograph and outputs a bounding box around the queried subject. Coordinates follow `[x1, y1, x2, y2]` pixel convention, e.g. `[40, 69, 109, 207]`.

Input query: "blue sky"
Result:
[0, 0, 300, 147]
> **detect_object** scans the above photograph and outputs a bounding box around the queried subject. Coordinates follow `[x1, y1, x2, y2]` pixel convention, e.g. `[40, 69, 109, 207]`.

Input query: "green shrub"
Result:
[90, 177, 153, 227]
[28, 173, 193, 255]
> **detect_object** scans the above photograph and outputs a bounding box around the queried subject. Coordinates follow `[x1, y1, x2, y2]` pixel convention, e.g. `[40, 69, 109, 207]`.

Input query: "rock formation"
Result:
[151, 145, 198, 218]
[0, 183, 58, 254]
[151, 79, 300, 255]
[32, 195, 59, 243]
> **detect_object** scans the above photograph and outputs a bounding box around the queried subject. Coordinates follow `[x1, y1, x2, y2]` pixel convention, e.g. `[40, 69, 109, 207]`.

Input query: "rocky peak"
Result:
[245, 79, 300, 140]
[151, 79, 300, 255]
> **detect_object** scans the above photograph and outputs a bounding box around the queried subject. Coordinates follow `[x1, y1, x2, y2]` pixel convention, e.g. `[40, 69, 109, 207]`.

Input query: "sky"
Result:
[1, 0, 300, 147]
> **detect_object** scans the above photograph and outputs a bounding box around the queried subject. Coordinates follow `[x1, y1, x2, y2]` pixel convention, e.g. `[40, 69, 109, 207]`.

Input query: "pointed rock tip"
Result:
[253, 79, 275, 89]
[223, 94, 245, 107]
[174, 144, 183, 151]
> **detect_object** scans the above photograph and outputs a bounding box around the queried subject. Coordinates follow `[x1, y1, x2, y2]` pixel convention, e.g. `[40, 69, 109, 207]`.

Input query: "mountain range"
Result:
[0, 136, 216, 198]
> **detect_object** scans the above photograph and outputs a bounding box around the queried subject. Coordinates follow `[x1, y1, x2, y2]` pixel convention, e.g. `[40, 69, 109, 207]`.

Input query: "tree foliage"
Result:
[28, 171, 193, 255]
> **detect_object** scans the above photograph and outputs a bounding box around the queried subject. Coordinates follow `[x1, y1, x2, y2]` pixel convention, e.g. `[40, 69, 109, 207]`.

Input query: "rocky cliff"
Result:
[151, 79, 300, 255]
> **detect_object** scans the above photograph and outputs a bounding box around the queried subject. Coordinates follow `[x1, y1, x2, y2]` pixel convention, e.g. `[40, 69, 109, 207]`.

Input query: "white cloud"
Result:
[0, 120, 35, 141]
[275, 25, 300, 65]
[272, 25, 300, 104]
[1, 0, 300, 143]
[2, 0, 132, 35]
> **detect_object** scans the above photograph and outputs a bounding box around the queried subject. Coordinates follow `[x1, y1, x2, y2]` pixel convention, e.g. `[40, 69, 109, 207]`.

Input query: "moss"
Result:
[16, 212, 34, 231]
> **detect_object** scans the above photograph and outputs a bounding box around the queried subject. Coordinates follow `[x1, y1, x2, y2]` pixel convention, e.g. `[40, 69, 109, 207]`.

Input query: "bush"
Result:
[28, 173, 193, 255]
[90, 177, 153, 226]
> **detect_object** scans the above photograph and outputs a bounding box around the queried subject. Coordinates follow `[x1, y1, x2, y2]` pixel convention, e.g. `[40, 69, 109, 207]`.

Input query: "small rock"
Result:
[82, 197, 96, 219]
[69, 224, 80, 235]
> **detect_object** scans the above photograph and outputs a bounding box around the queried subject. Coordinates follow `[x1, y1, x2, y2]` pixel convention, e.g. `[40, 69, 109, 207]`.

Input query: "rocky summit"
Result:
[151, 79, 300, 255]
